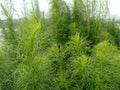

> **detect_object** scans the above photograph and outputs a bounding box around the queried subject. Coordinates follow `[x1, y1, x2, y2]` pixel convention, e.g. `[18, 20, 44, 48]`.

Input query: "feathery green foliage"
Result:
[0, 0, 120, 90]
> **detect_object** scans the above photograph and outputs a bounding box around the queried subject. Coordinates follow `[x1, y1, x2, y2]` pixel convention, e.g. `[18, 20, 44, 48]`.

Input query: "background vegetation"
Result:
[0, 0, 120, 90]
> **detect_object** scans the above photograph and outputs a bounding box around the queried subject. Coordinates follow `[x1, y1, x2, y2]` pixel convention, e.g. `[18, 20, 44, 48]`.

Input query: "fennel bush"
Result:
[0, 0, 120, 90]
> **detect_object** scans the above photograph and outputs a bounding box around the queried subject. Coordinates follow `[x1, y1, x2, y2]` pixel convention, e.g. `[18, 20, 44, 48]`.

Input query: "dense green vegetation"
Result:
[0, 0, 120, 90]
